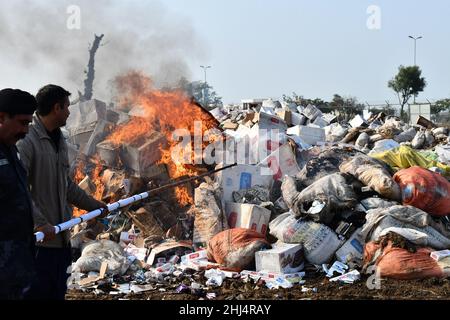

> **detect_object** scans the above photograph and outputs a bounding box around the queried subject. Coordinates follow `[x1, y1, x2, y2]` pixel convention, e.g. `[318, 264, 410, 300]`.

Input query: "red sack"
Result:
[364, 241, 445, 280]
[393, 166, 450, 217]
[207, 228, 270, 271]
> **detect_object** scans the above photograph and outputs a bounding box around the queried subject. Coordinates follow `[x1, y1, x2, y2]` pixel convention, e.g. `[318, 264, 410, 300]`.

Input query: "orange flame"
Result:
[73, 162, 86, 217]
[73, 157, 105, 217]
[104, 71, 220, 206]
[92, 156, 105, 202]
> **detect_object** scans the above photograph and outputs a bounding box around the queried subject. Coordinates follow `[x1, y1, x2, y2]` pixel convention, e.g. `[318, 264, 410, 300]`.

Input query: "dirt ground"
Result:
[66, 273, 450, 300]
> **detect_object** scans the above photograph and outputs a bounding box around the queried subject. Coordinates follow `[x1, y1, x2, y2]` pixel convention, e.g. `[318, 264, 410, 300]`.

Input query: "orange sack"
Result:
[364, 241, 445, 280]
[207, 228, 271, 271]
[393, 166, 450, 217]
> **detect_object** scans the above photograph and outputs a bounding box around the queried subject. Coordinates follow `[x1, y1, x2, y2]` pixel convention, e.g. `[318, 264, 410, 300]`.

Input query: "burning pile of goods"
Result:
[57, 76, 450, 300]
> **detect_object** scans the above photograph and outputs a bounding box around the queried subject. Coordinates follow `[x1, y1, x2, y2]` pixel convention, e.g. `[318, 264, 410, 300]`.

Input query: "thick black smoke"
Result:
[0, 0, 208, 101]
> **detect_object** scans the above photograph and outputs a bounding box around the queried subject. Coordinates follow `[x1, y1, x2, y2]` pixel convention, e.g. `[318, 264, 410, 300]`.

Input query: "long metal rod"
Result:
[34, 163, 237, 242]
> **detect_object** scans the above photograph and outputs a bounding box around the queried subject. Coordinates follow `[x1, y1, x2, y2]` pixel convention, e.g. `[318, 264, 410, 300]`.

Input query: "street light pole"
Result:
[408, 35, 422, 66]
[200, 65, 211, 83]
[200, 65, 211, 107]
[408, 36, 422, 104]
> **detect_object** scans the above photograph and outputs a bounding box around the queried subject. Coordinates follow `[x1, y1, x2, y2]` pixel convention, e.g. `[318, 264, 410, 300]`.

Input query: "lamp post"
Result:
[200, 65, 211, 107]
[408, 36, 422, 104]
[408, 35, 422, 66]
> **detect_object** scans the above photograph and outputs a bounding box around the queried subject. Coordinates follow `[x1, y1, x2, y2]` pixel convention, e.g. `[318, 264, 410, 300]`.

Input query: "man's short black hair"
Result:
[0, 88, 37, 116]
[36, 84, 71, 116]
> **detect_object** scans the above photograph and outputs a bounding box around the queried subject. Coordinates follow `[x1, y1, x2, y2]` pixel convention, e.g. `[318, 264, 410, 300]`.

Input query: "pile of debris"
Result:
[66, 97, 450, 299]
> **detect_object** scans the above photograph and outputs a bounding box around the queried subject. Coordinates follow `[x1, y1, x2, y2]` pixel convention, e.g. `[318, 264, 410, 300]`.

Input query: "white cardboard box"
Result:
[255, 243, 305, 274]
[240, 270, 305, 283]
[225, 203, 272, 236]
[258, 143, 301, 181]
[349, 114, 366, 128]
[291, 112, 307, 126]
[248, 124, 286, 164]
[215, 164, 274, 204]
[181, 250, 209, 263]
[430, 249, 450, 262]
[254, 111, 288, 131]
[302, 104, 322, 121]
[312, 116, 329, 128]
[287, 125, 325, 145]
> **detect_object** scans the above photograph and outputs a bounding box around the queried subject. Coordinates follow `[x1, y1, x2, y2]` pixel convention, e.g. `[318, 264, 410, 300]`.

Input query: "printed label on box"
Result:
[350, 239, 364, 254]
[239, 172, 252, 189]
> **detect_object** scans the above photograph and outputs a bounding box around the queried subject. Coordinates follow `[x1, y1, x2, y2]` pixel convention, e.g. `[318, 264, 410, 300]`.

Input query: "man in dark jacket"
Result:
[0, 88, 37, 300]
[17, 84, 108, 300]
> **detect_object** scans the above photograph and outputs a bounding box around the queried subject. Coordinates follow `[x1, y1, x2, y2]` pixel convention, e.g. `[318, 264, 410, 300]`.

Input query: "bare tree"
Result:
[83, 34, 104, 101]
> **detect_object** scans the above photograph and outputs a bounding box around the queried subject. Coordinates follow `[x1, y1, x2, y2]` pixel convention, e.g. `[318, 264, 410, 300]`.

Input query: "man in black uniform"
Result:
[0, 88, 37, 300]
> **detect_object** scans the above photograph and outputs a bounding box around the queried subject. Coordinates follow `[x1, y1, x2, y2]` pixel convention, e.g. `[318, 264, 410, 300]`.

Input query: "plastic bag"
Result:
[370, 145, 450, 176]
[340, 154, 401, 201]
[361, 205, 450, 250]
[368, 139, 399, 155]
[425, 131, 435, 147]
[435, 145, 450, 164]
[411, 131, 426, 149]
[393, 127, 416, 143]
[355, 132, 370, 150]
[192, 182, 228, 246]
[295, 147, 359, 188]
[282, 173, 357, 224]
[73, 240, 130, 275]
[269, 212, 342, 264]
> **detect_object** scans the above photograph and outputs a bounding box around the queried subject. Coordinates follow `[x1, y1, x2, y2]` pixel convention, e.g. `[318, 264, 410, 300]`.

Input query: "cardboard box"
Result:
[120, 131, 167, 174]
[66, 99, 107, 137]
[181, 250, 209, 263]
[179, 259, 221, 271]
[335, 228, 364, 264]
[139, 163, 169, 180]
[78, 176, 95, 195]
[430, 249, 450, 262]
[255, 243, 305, 274]
[248, 124, 285, 164]
[96, 140, 121, 167]
[242, 112, 256, 123]
[291, 112, 307, 126]
[82, 120, 115, 157]
[302, 104, 322, 121]
[287, 125, 325, 145]
[276, 110, 292, 126]
[349, 114, 367, 128]
[258, 143, 301, 181]
[225, 203, 271, 235]
[215, 164, 273, 203]
[253, 111, 288, 132]
[124, 244, 148, 262]
[240, 270, 305, 283]
[312, 116, 329, 128]
[120, 232, 138, 244]
[322, 113, 337, 124]
[146, 241, 192, 265]
[222, 121, 239, 130]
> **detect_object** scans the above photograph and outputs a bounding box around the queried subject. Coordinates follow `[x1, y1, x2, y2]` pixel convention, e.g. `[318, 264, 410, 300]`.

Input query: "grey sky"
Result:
[1, 0, 449, 105]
